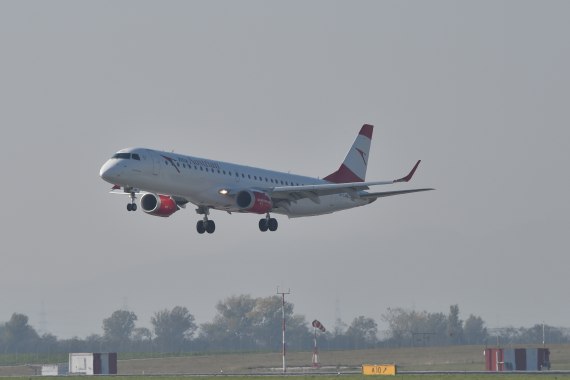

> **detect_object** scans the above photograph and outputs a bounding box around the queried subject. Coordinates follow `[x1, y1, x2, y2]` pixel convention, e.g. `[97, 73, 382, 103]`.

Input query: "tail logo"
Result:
[355, 148, 368, 165]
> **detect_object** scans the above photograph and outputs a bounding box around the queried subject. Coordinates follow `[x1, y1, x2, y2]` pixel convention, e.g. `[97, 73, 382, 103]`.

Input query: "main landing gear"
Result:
[195, 208, 278, 234]
[126, 191, 137, 211]
[196, 207, 215, 234]
[259, 213, 278, 232]
[196, 219, 215, 234]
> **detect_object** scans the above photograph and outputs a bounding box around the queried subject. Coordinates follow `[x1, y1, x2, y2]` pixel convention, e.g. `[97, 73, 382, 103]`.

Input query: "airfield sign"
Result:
[362, 364, 397, 376]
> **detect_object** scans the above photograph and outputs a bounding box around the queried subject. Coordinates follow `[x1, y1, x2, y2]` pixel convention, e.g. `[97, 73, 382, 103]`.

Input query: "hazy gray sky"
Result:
[1, 1, 569, 339]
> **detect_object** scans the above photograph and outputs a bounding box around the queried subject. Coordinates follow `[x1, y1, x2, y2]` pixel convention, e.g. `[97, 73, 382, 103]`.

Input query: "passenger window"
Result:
[248, 174, 251, 179]
[200, 167, 203, 171]
[254, 176, 257, 180]
[223, 170, 226, 175]
[242, 173, 245, 178]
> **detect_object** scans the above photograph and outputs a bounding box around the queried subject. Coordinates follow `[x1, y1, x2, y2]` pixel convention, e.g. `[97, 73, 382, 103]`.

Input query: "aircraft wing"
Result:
[269, 180, 390, 201]
[269, 160, 426, 201]
[358, 188, 434, 200]
[108, 185, 140, 194]
[108, 185, 188, 207]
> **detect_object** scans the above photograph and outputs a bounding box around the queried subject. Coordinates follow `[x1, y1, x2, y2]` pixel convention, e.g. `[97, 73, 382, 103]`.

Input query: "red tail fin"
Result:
[324, 124, 373, 183]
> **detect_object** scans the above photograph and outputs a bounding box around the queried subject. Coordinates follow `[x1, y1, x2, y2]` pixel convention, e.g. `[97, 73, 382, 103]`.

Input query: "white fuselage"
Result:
[99, 147, 369, 218]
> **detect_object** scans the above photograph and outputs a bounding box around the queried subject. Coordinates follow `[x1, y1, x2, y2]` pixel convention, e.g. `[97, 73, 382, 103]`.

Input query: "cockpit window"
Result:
[112, 153, 131, 159]
[112, 152, 141, 160]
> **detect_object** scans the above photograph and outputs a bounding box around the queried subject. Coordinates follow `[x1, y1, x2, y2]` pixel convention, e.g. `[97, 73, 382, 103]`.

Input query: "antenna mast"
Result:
[277, 287, 290, 373]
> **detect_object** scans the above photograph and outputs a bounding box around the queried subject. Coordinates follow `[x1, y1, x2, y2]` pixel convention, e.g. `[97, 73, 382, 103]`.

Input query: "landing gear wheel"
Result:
[196, 220, 206, 234]
[259, 219, 269, 232]
[206, 220, 216, 234]
[268, 218, 278, 231]
[126, 191, 137, 211]
[195, 207, 215, 234]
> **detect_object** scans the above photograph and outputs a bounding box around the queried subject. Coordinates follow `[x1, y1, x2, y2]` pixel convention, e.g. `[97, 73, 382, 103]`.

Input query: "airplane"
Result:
[99, 124, 433, 234]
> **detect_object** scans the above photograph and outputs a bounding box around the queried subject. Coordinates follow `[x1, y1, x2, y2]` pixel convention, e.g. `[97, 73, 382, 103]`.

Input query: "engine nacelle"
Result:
[236, 190, 273, 214]
[140, 193, 178, 217]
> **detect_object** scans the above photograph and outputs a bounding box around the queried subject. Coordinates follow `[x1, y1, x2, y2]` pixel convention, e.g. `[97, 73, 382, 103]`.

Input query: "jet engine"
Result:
[236, 190, 273, 214]
[140, 193, 178, 217]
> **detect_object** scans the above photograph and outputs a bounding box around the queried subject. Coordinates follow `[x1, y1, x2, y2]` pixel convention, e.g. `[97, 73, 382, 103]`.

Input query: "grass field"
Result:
[117, 345, 570, 374]
[2, 345, 570, 377]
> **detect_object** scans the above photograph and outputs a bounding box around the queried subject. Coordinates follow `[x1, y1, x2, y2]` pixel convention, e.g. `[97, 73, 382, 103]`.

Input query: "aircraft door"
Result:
[149, 150, 160, 175]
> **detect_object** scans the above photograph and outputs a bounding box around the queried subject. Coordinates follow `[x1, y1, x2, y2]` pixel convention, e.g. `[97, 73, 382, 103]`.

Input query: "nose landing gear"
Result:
[126, 191, 137, 211]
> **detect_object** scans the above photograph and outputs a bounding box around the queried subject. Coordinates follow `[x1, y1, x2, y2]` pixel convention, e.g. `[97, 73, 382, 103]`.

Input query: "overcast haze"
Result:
[1, 1, 569, 339]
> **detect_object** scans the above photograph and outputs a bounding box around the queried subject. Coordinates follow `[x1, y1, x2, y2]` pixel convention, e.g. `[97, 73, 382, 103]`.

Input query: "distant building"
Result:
[68, 353, 117, 375]
[41, 365, 58, 376]
[484, 348, 550, 371]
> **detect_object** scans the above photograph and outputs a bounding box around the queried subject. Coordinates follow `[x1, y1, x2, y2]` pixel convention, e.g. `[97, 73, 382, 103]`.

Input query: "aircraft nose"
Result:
[99, 160, 120, 182]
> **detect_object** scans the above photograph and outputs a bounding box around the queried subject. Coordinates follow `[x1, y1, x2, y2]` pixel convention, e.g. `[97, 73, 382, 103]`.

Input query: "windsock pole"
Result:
[312, 326, 320, 367]
[311, 320, 326, 368]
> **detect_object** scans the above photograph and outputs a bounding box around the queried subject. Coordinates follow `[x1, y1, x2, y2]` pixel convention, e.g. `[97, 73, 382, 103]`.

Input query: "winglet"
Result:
[394, 160, 421, 183]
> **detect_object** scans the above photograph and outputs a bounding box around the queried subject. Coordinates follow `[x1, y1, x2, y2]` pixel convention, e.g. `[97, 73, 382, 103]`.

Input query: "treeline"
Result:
[381, 305, 570, 347]
[1, 297, 569, 355]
